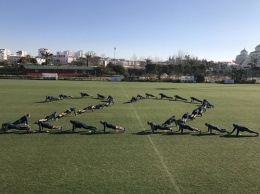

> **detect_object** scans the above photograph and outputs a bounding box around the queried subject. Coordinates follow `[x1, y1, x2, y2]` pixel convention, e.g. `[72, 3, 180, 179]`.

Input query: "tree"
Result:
[196, 75, 205, 83]
[17, 57, 28, 64]
[131, 53, 138, 67]
[113, 65, 127, 76]
[85, 51, 95, 66]
[145, 58, 152, 65]
[95, 65, 107, 76]
[40, 51, 53, 65]
[89, 56, 101, 67]
[106, 62, 116, 75]
[145, 63, 158, 75]
[176, 64, 183, 79]
[232, 69, 248, 81]
[198, 64, 206, 74]
[18, 55, 37, 64]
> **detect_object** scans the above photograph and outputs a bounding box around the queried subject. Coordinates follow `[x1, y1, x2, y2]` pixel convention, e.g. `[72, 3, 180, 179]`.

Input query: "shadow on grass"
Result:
[48, 130, 124, 135]
[220, 134, 259, 138]
[123, 101, 133, 104]
[0, 132, 14, 135]
[48, 130, 96, 135]
[191, 132, 220, 137]
[70, 97, 93, 100]
[48, 130, 76, 135]
[163, 131, 190, 135]
[133, 130, 151, 135]
[156, 88, 177, 90]
[79, 131, 112, 135]
[35, 101, 49, 103]
[12, 130, 49, 135]
[101, 131, 126, 135]
[189, 101, 201, 104]
[169, 99, 189, 103]
[133, 130, 172, 135]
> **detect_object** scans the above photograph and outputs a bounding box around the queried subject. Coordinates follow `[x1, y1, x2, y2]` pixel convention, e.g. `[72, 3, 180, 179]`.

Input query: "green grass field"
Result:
[0, 80, 260, 194]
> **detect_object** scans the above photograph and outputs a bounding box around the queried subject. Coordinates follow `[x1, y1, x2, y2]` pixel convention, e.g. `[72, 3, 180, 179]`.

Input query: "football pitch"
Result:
[0, 79, 260, 194]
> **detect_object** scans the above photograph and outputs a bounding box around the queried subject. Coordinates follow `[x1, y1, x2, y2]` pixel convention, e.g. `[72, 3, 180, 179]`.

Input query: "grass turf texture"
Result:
[0, 79, 260, 194]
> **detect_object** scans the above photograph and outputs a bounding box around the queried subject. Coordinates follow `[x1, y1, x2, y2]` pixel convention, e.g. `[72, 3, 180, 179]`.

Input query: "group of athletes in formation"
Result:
[1, 93, 125, 134]
[1, 92, 259, 136]
[130, 92, 259, 136]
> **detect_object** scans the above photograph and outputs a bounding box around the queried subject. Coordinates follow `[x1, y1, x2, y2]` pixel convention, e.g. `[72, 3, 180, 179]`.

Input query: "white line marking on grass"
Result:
[120, 84, 181, 194]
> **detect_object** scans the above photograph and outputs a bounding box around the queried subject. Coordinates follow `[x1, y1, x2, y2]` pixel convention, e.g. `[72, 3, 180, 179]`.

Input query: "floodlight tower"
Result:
[114, 47, 116, 64]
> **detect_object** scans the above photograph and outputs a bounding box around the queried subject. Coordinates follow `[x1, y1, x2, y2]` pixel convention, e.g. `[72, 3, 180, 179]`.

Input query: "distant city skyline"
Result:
[1, 0, 260, 62]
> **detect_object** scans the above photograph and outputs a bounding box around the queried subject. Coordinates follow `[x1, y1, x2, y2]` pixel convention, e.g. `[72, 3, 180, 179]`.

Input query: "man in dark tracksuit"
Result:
[100, 120, 125, 133]
[190, 108, 202, 120]
[2, 122, 30, 133]
[205, 123, 227, 134]
[137, 94, 145, 100]
[174, 95, 187, 101]
[178, 121, 201, 134]
[57, 107, 77, 118]
[182, 112, 192, 123]
[80, 92, 93, 98]
[78, 105, 95, 114]
[147, 121, 172, 133]
[190, 97, 203, 103]
[145, 93, 157, 99]
[159, 93, 173, 100]
[94, 104, 107, 109]
[202, 99, 214, 108]
[38, 112, 57, 122]
[107, 96, 115, 106]
[59, 94, 73, 99]
[45, 96, 59, 102]
[70, 120, 97, 133]
[130, 96, 138, 103]
[36, 121, 62, 132]
[97, 94, 105, 99]
[13, 114, 30, 125]
[162, 116, 177, 127]
[228, 124, 259, 136]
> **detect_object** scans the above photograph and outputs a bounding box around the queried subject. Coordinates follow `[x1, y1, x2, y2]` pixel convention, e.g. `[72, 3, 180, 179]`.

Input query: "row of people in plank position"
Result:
[2, 95, 259, 136]
[44, 96, 115, 119]
[1, 94, 117, 133]
[147, 99, 212, 134]
[146, 98, 258, 136]
[148, 119, 259, 136]
[0, 95, 200, 133]
[2, 110, 258, 136]
[45, 93, 113, 102]
[1, 113, 125, 134]
[129, 93, 213, 105]
[37, 103, 114, 122]
[147, 115, 259, 136]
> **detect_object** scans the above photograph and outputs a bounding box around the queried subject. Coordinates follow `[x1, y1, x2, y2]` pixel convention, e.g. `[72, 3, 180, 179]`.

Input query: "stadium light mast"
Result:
[114, 47, 116, 64]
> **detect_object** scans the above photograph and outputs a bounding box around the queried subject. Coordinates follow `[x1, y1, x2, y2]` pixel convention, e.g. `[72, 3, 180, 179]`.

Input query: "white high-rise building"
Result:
[53, 50, 73, 64]
[16, 50, 28, 57]
[0, 49, 11, 61]
[235, 48, 248, 66]
[249, 44, 260, 65]
[236, 44, 260, 67]
[74, 50, 84, 58]
[235, 44, 260, 67]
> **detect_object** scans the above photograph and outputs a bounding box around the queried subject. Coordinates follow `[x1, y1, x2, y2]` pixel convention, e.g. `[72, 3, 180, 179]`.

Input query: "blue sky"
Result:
[1, 0, 260, 62]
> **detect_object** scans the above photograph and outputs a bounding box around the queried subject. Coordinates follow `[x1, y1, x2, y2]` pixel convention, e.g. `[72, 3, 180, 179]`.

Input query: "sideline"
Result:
[120, 84, 181, 194]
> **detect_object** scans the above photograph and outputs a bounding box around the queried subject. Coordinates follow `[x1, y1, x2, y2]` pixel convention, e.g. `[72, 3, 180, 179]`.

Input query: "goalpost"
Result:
[42, 73, 58, 80]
